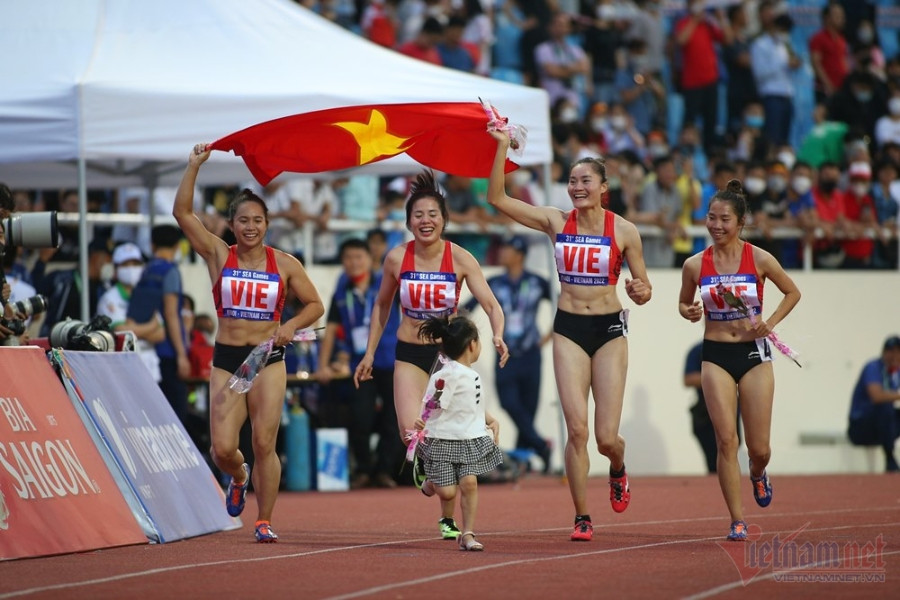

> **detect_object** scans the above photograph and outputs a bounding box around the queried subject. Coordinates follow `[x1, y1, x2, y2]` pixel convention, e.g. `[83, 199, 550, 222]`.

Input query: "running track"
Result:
[2, 474, 898, 599]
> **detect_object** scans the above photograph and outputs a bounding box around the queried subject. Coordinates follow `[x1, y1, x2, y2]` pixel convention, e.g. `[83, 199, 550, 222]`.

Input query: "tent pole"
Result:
[78, 156, 90, 322]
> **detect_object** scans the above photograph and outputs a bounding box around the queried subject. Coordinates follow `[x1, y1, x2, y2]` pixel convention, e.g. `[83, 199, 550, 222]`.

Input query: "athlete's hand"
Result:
[189, 143, 211, 167]
[625, 278, 651, 305]
[353, 354, 374, 389]
[493, 336, 509, 368]
[750, 318, 773, 339]
[682, 300, 703, 323]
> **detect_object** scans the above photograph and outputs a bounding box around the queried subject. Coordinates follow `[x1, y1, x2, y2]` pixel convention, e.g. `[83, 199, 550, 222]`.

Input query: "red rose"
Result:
[435, 379, 445, 390]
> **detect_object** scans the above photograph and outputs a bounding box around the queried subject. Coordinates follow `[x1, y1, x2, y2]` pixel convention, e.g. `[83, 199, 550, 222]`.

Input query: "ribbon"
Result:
[405, 381, 446, 462]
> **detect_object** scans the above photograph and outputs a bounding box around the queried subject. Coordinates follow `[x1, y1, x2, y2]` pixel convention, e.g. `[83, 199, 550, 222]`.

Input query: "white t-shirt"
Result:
[97, 284, 161, 383]
[422, 360, 491, 441]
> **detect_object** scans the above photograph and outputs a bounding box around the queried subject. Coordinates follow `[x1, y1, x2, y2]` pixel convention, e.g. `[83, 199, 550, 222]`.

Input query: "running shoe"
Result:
[727, 520, 747, 541]
[571, 518, 593, 541]
[609, 472, 631, 513]
[439, 517, 461, 540]
[750, 470, 772, 507]
[255, 522, 278, 543]
[413, 455, 427, 490]
[225, 463, 250, 517]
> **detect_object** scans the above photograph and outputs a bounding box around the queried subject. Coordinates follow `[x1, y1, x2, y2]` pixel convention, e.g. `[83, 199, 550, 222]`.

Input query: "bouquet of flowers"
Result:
[716, 283, 801, 367]
[227, 328, 320, 393]
[405, 378, 445, 463]
[480, 97, 527, 155]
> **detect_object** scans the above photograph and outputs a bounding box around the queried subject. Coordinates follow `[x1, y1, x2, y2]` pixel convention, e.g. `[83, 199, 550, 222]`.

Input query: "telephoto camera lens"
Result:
[13, 294, 48, 318]
[49, 316, 116, 352]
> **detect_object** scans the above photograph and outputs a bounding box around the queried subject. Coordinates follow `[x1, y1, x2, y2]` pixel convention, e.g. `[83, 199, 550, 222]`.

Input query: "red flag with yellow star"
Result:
[209, 102, 519, 185]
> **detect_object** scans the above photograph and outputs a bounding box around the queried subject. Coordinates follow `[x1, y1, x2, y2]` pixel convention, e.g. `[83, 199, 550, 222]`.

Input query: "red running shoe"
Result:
[570, 518, 593, 541]
[609, 473, 631, 513]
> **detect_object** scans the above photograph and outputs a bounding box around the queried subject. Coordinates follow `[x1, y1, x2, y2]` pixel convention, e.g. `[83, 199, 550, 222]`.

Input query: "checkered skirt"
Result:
[419, 435, 503, 487]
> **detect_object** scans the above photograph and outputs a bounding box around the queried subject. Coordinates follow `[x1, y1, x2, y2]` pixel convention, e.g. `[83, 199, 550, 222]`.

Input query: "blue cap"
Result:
[502, 235, 528, 255]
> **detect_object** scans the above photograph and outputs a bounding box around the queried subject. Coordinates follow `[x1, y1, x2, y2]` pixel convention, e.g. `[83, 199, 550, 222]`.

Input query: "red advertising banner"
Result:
[0, 347, 146, 560]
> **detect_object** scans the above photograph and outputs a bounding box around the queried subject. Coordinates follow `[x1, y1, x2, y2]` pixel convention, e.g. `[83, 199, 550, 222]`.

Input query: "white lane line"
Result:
[2, 506, 898, 599]
[324, 521, 900, 600]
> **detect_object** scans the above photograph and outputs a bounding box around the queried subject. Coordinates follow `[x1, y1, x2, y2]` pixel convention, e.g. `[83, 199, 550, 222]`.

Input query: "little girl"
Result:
[414, 315, 503, 551]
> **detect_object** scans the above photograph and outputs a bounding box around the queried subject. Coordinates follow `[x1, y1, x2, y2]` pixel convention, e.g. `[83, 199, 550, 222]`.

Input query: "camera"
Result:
[2, 211, 59, 251]
[50, 315, 117, 352]
[13, 294, 48, 318]
[0, 294, 49, 344]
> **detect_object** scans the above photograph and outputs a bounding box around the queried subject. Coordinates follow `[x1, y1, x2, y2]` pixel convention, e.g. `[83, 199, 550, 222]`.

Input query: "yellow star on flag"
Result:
[333, 109, 412, 165]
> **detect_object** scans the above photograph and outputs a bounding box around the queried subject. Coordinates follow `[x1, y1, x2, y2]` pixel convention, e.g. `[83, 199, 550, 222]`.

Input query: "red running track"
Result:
[1, 474, 898, 599]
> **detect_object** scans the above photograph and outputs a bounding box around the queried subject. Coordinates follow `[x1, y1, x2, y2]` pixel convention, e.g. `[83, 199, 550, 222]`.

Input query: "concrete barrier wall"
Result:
[181, 260, 900, 475]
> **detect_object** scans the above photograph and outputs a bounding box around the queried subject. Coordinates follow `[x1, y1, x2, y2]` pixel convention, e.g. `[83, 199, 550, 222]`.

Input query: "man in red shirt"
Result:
[809, 2, 849, 104]
[673, 0, 733, 152]
[398, 17, 444, 66]
[812, 161, 849, 268]
[842, 161, 877, 268]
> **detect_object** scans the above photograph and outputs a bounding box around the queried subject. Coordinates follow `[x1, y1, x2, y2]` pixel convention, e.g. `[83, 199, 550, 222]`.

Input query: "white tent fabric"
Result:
[0, 0, 551, 189]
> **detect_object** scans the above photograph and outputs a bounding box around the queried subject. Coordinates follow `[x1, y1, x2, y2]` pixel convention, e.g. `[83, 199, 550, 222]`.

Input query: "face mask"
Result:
[591, 117, 608, 132]
[889, 97, 900, 116]
[610, 115, 628, 131]
[559, 107, 579, 123]
[851, 182, 870, 198]
[854, 89, 873, 103]
[744, 177, 766, 196]
[777, 151, 796, 170]
[745, 115, 765, 129]
[791, 175, 812, 195]
[99, 262, 115, 285]
[767, 176, 787, 194]
[858, 29, 874, 45]
[819, 180, 839, 194]
[631, 56, 649, 73]
[116, 265, 144, 287]
[648, 143, 668, 158]
[598, 4, 617, 21]
[607, 175, 622, 190]
[388, 208, 406, 221]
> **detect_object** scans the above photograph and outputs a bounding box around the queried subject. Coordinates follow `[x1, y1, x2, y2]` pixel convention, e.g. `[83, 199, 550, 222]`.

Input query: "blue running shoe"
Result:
[750, 470, 772, 507]
[226, 463, 250, 517]
[255, 522, 278, 543]
[727, 520, 747, 541]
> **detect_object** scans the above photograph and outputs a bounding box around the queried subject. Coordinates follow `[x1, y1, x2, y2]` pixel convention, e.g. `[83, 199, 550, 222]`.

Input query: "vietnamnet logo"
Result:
[717, 522, 887, 584]
[90, 398, 200, 478]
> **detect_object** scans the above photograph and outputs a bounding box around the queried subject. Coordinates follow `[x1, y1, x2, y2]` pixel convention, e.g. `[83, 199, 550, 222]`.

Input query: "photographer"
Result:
[0, 183, 16, 342]
[31, 238, 113, 337]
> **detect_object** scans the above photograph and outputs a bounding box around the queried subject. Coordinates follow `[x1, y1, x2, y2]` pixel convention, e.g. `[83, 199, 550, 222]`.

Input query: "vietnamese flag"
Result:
[210, 102, 519, 185]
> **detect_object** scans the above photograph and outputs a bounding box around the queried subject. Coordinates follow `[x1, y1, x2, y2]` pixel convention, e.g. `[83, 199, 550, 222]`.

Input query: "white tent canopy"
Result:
[0, 0, 551, 189]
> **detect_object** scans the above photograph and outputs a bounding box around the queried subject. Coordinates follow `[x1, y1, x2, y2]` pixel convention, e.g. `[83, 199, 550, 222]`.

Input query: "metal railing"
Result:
[54, 212, 899, 272]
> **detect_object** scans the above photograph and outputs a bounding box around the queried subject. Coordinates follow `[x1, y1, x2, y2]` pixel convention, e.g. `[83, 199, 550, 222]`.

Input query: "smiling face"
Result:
[706, 199, 743, 244]
[407, 196, 445, 242]
[230, 200, 268, 248]
[567, 162, 607, 209]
